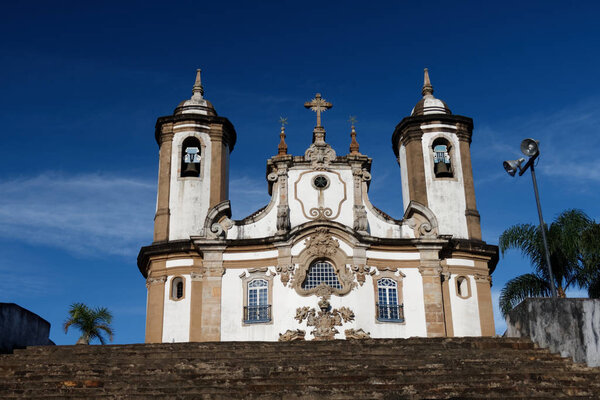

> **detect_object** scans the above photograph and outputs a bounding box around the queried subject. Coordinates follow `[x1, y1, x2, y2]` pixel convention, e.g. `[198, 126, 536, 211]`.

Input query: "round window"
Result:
[313, 175, 329, 189]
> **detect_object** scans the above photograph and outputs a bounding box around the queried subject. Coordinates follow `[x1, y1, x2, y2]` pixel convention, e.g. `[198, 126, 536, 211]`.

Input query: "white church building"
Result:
[137, 69, 498, 343]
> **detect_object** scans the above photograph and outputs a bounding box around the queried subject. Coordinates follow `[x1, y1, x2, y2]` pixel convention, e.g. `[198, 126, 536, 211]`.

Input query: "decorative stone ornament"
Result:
[276, 205, 291, 232]
[275, 264, 295, 286]
[278, 329, 306, 342]
[290, 227, 356, 297]
[345, 328, 371, 339]
[294, 298, 355, 340]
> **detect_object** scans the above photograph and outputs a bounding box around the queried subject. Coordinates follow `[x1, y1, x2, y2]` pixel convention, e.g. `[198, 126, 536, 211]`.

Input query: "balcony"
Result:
[243, 305, 271, 324]
[377, 303, 404, 322]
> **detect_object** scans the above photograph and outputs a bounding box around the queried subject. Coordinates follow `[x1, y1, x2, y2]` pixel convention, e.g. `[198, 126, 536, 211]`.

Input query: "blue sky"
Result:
[1, 1, 599, 344]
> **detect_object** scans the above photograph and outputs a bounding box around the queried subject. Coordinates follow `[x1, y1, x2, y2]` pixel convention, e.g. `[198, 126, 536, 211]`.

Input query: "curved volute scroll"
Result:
[403, 200, 439, 238]
[203, 200, 233, 239]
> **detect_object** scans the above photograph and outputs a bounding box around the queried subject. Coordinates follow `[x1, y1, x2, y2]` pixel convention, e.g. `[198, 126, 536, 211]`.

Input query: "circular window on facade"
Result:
[312, 175, 330, 190]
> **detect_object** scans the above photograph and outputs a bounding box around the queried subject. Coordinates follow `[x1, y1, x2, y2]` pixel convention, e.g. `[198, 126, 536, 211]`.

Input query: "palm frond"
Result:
[499, 273, 551, 317]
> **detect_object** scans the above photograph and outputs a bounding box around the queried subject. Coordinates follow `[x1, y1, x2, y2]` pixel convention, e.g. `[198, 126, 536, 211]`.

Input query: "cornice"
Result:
[391, 114, 473, 157]
[154, 113, 237, 151]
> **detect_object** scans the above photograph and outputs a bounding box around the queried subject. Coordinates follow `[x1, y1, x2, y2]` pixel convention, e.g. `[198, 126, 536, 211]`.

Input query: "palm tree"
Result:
[63, 303, 114, 345]
[499, 209, 599, 317]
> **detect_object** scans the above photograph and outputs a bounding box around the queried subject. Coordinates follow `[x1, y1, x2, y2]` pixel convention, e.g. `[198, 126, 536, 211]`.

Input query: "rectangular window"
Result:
[377, 278, 404, 322]
[244, 279, 271, 323]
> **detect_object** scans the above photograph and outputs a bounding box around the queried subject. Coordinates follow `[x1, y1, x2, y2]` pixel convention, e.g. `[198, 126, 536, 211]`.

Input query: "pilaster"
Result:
[402, 130, 428, 207]
[188, 269, 204, 342]
[153, 129, 174, 242]
[457, 123, 481, 240]
[441, 267, 454, 337]
[199, 248, 225, 341]
[474, 268, 495, 336]
[418, 245, 445, 337]
[145, 274, 166, 343]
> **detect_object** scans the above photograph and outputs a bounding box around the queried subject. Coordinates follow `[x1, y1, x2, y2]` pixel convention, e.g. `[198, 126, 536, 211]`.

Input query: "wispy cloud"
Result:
[0, 172, 155, 257]
[229, 175, 272, 219]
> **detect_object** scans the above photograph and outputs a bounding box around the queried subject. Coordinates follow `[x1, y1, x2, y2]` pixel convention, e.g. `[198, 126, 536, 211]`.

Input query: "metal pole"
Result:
[529, 163, 558, 298]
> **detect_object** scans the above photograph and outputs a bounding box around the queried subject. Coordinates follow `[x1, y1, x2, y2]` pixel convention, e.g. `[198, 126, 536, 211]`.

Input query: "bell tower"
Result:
[392, 69, 481, 240]
[153, 69, 236, 242]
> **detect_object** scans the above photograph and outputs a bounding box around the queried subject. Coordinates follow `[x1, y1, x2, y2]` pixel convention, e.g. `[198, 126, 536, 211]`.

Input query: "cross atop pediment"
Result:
[304, 93, 332, 128]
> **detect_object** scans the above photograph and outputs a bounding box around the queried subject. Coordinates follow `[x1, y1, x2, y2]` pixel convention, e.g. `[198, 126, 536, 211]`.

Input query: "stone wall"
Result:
[0, 303, 54, 353]
[506, 298, 600, 367]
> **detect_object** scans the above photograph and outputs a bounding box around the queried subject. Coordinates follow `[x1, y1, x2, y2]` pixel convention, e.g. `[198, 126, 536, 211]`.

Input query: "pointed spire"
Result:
[421, 68, 434, 97]
[348, 116, 360, 155]
[277, 117, 288, 156]
[192, 69, 204, 98]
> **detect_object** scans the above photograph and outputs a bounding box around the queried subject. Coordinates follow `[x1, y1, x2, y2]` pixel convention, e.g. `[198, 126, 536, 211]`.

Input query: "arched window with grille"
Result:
[432, 137, 453, 178]
[302, 261, 341, 289]
[377, 278, 404, 322]
[244, 279, 271, 323]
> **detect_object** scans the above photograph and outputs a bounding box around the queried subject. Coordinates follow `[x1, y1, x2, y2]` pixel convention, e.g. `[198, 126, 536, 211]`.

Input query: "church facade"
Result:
[137, 69, 498, 343]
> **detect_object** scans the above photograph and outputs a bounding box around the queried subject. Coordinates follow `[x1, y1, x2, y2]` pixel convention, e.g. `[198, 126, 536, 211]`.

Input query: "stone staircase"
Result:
[1, 337, 600, 399]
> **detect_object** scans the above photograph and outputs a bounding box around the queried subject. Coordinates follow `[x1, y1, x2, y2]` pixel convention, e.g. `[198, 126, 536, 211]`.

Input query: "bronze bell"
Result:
[182, 162, 200, 177]
[434, 161, 452, 178]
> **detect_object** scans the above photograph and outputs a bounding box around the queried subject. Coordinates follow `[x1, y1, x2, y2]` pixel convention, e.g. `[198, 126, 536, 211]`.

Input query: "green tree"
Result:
[499, 209, 600, 317]
[63, 303, 114, 345]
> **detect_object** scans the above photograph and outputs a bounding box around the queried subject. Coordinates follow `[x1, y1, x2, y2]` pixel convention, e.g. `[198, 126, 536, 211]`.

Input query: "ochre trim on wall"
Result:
[366, 259, 421, 268]
[223, 258, 278, 269]
[145, 275, 166, 343]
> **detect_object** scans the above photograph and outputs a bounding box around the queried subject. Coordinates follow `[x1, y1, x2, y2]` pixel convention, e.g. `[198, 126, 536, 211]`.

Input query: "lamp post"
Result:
[503, 139, 558, 298]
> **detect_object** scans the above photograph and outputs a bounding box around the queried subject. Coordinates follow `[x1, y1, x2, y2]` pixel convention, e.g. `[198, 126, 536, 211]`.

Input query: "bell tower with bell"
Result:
[392, 69, 481, 240]
[153, 69, 236, 242]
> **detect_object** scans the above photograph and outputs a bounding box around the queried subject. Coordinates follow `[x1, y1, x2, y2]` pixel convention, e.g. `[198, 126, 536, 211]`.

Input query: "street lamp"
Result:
[503, 138, 558, 298]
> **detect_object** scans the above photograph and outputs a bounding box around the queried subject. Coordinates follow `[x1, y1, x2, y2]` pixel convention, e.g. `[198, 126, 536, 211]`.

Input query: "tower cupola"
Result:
[411, 68, 451, 116]
[174, 69, 217, 116]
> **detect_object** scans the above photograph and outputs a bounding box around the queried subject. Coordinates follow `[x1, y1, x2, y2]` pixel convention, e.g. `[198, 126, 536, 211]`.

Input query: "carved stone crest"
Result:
[305, 227, 339, 258]
[304, 143, 337, 170]
[295, 298, 355, 341]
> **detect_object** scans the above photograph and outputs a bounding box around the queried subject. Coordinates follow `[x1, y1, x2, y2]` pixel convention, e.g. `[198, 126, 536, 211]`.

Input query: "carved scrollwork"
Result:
[267, 172, 278, 182]
[275, 264, 295, 286]
[345, 328, 371, 340]
[291, 227, 357, 297]
[351, 264, 371, 285]
[308, 206, 333, 220]
[278, 329, 306, 342]
[304, 143, 337, 169]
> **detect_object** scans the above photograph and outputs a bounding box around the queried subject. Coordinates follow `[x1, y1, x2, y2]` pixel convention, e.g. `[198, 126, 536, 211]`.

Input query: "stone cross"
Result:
[304, 93, 332, 127]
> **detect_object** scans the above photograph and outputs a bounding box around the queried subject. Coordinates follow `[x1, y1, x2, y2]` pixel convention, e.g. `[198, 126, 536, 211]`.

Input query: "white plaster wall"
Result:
[227, 200, 279, 240]
[421, 131, 468, 238]
[162, 274, 191, 342]
[448, 274, 481, 336]
[220, 267, 428, 341]
[399, 145, 410, 212]
[363, 204, 407, 239]
[287, 168, 354, 230]
[168, 130, 212, 240]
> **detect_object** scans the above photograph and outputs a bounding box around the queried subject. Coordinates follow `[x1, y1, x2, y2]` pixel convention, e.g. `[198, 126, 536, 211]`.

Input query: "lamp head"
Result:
[503, 158, 525, 177]
[521, 138, 539, 157]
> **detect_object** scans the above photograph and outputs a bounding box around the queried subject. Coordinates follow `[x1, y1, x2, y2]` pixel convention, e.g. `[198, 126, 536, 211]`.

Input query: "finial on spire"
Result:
[422, 68, 433, 97]
[277, 116, 288, 156]
[348, 116, 360, 155]
[192, 69, 204, 97]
